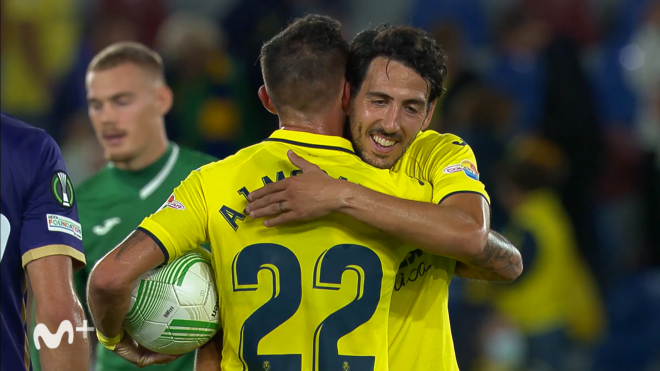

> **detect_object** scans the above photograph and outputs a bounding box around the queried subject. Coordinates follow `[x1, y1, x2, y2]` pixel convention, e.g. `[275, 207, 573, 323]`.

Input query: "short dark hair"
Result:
[259, 14, 349, 113]
[348, 25, 448, 106]
[88, 42, 165, 81]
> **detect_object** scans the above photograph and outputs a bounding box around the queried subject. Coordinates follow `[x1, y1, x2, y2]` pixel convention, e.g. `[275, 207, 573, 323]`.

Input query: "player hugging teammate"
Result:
[2, 13, 522, 371]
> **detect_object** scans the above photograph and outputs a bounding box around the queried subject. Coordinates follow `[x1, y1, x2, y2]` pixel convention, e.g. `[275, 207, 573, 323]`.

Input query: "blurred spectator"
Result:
[0, 0, 80, 132]
[429, 23, 483, 132]
[592, 270, 660, 371]
[52, 15, 138, 143]
[486, 6, 551, 132]
[523, 0, 598, 46]
[490, 137, 605, 370]
[155, 12, 256, 159]
[540, 33, 606, 282]
[410, 0, 490, 50]
[94, 0, 166, 47]
[624, 0, 660, 266]
[219, 0, 349, 142]
[165, 0, 240, 19]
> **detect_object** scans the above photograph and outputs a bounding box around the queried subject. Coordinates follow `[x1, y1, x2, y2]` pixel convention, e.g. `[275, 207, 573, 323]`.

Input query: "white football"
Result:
[124, 250, 220, 355]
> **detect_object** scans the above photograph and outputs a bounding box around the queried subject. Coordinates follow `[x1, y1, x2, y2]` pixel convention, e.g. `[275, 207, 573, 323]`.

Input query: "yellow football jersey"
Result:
[139, 129, 432, 371]
[388, 130, 490, 371]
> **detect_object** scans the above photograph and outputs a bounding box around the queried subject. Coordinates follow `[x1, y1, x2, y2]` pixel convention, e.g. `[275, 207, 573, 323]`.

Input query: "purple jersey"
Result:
[1, 113, 85, 371]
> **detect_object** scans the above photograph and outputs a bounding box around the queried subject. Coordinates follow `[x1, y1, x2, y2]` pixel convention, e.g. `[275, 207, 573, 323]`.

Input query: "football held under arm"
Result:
[87, 169, 210, 351]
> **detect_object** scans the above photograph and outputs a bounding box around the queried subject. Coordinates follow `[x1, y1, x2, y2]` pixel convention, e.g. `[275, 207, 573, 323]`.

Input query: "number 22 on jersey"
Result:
[232, 243, 383, 371]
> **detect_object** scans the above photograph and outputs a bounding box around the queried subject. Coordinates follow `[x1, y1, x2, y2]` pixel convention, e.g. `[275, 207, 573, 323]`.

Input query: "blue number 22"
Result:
[232, 243, 383, 371]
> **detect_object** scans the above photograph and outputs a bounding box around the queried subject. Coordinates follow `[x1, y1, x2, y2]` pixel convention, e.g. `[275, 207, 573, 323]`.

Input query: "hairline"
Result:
[351, 56, 433, 107]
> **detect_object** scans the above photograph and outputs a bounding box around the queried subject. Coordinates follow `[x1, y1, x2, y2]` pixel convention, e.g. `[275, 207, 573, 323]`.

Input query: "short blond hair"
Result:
[88, 42, 165, 81]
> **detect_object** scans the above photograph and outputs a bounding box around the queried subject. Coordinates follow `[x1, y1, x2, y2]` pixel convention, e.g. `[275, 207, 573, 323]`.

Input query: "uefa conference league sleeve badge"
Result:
[51, 171, 75, 208]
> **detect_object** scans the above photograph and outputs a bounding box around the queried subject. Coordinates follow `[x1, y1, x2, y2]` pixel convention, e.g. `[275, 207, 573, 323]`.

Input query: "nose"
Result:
[380, 106, 401, 134]
[97, 104, 118, 126]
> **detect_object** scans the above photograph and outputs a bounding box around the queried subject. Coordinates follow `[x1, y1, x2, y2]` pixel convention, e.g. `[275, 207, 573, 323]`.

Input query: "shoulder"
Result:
[188, 142, 270, 182]
[409, 130, 466, 153]
[1, 113, 59, 156]
[75, 167, 113, 200]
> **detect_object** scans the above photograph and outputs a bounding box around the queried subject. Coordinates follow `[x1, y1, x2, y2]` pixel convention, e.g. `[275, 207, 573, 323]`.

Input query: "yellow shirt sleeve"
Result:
[138, 170, 209, 263]
[427, 138, 490, 205]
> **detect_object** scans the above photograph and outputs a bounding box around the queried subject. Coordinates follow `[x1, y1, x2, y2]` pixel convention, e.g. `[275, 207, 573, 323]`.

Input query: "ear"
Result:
[341, 81, 351, 113]
[258, 85, 277, 115]
[156, 84, 174, 116]
[422, 99, 437, 130]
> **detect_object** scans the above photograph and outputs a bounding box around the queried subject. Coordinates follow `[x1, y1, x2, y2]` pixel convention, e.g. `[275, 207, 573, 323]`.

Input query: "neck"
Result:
[112, 134, 169, 171]
[277, 110, 344, 137]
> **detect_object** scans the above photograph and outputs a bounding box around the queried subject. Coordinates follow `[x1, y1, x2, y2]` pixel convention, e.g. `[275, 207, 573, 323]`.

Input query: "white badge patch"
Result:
[442, 164, 463, 174]
[47, 214, 83, 240]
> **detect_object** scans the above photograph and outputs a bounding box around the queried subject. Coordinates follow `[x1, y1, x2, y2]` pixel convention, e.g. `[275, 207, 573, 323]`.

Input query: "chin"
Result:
[363, 154, 394, 170]
[106, 150, 134, 163]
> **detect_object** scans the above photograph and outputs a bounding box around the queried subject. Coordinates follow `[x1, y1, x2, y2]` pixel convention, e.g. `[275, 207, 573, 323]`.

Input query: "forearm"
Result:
[339, 183, 487, 260]
[87, 230, 166, 338]
[87, 274, 133, 338]
[454, 230, 523, 282]
[36, 300, 90, 371]
[195, 333, 223, 370]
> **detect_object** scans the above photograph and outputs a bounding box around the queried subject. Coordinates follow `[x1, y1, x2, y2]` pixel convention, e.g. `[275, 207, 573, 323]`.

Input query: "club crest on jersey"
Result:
[165, 194, 186, 210]
[51, 171, 75, 208]
[460, 159, 480, 180]
[47, 214, 82, 240]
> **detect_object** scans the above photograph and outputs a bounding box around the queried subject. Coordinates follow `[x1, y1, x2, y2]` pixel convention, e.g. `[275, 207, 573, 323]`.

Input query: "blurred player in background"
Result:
[86, 15, 434, 371]
[27, 42, 216, 371]
[245, 25, 523, 371]
[1, 113, 89, 371]
[489, 136, 603, 370]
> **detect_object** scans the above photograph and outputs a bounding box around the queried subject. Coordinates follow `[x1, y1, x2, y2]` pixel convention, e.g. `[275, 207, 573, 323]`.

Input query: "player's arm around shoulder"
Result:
[244, 149, 487, 260]
[27, 253, 89, 371]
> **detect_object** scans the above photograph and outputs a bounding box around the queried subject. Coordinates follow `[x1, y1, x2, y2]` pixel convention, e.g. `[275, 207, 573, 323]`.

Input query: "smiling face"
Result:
[86, 63, 168, 164]
[349, 57, 434, 169]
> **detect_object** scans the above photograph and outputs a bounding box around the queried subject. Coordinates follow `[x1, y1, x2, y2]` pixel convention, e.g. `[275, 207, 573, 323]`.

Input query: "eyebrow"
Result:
[87, 92, 135, 104]
[365, 91, 426, 107]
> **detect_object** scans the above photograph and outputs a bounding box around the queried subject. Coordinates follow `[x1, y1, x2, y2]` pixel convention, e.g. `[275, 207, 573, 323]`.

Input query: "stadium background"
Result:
[1, 0, 658, 370]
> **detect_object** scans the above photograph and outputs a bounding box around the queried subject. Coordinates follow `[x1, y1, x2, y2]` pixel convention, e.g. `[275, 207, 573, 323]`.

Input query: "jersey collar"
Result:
[107, 143, 180, 199]
[265, 129, 356, 155]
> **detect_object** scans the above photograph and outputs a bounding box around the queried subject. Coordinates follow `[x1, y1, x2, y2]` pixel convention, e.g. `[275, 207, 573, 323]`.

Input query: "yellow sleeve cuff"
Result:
[97, 328, 124, 351]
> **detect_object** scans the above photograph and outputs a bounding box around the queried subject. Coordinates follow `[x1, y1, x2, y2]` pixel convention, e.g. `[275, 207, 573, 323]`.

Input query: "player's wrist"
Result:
[97, 327, 125, 351]
[335, 180, 360, 212]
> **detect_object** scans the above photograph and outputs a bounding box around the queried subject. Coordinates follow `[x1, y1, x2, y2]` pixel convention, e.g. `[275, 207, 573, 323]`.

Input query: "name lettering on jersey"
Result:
[227, 170, 353, 231]
[395, 249, 433, 291]
[47, 214, 83, 240]
[220, 205, 245, 231]
[262, 171, 286, 185]
[238, 187, 250, 201]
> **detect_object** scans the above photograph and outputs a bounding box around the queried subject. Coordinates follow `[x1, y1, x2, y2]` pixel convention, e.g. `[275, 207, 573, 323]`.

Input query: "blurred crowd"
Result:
[1, 0, 659, 370]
